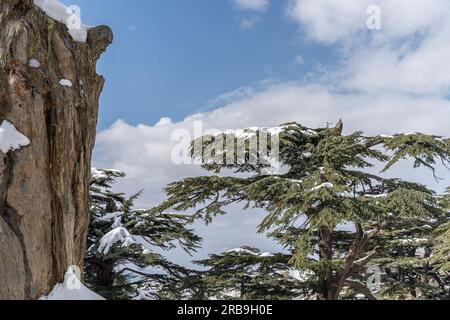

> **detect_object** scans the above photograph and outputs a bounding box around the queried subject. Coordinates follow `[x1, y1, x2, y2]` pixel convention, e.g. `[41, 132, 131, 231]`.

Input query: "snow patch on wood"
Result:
[28, 58, 41, 68]
[59, 79, 73, 87]
[0, 120, 31, 153]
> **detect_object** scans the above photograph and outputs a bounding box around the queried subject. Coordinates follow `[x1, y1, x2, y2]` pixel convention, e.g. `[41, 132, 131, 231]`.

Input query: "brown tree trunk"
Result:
[317, 227, 333, 300]
[96, 259, 116, 288]
[0, 0, 112, 299]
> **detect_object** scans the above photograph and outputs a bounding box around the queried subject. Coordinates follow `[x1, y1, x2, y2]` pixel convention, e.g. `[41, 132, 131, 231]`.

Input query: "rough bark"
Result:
[0, 0, 112, 299]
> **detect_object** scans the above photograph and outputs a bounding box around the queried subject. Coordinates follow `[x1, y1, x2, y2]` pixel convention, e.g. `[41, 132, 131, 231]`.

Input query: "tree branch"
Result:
[345, 279, 378, 301]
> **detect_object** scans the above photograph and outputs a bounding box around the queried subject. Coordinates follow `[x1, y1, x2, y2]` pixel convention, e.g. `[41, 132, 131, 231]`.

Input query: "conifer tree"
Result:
[434, 188, 450, 270]
[354, 209, 446, 299]
[429, 188, 450, 298]
[86, 169, 202, 300]
[155, 120, 450, 300]
[194, 247, 307, 300]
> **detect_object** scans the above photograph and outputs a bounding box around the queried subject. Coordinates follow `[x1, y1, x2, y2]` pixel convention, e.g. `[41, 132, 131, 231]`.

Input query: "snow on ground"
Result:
[59, 79, 73, 87]
[40, 268, 105, 300]
[98, 227, 136, 254]
[33, 0, 89, 42]
[0, 120, 31, 153]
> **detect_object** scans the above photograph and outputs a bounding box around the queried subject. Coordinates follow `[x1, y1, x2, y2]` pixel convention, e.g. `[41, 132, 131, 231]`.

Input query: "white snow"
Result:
[226, 248, 275, 258]
[0, 120, 31, 153]
[259, 252, 274, 257]
[97, 211, 121, 222]
[288, 269, 312, 282]
[226, 248, 258, 255]
[91, 168, 125, 180]
[232, 129, 257, 140]
[33, 0, 89, 42]
[415, 247, 427, 258]
[96, 211, 123, 229]
[111, 218, 123, 229]
[365, 193, 389, 199]
[400, 238, 428, 244]
[300, 129, 318, 136]
[40, 268, 105, 300]
[91, 168, 107, 180]
[28, 59, 41, 68]
[133, 289, 157, 301]
[214, 124, 310, 140]
[98, 227, 136, 255]
[310, 182, 334, 191]
[59, 79, 73, 87]
[266, 127, 284, 135]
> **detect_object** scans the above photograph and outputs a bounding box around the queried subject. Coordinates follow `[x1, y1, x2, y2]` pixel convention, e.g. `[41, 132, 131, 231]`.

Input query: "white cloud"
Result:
[239, 17, 260, 30]
[286, 0, 450, 96]
[287, 0, 369, 44]
[287, 0, 449, 44]
[294, 54, 305, 65]
[232, 0, 270, 12]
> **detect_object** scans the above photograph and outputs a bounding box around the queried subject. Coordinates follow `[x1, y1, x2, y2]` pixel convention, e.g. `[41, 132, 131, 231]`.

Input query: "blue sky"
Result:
[66, 0, 336, 130]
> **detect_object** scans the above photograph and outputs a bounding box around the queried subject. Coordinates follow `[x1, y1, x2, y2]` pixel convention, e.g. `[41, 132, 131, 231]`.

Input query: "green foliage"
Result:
[156, 121, 450, 300]
[194, 247, 308, 300]
[432, 189, 450, 272]
[85, 169, 202, 300]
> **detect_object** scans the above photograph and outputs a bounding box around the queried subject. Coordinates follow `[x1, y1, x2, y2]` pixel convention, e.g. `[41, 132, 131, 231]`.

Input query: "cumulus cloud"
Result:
[287, 0, 449, 44]
[232, 0, 270, 12]
[287, 0, 450, 96]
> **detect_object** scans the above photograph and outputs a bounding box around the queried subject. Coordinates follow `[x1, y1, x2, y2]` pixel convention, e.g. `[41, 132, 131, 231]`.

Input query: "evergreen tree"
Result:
[155, 120, 450, 300]
[429, 188, 450, 298]
[86, 169, 201, 300]
[434, 188, 450, 271]
[354, 209, 446, 299]
[194, 247, 308, 300]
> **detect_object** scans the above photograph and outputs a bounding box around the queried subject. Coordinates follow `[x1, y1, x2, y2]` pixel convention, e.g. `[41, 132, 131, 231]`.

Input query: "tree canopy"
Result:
[155, 120, 450, 300]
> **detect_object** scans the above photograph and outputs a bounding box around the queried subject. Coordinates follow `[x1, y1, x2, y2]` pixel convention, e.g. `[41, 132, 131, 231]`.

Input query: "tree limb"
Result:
[345, 279, 378, 301]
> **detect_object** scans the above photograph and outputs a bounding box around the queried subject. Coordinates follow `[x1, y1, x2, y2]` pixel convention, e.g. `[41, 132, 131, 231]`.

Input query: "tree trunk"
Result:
[0, 0, 112, 299]
[96, 259, 116, 288]
[317, 227, 333, 300]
